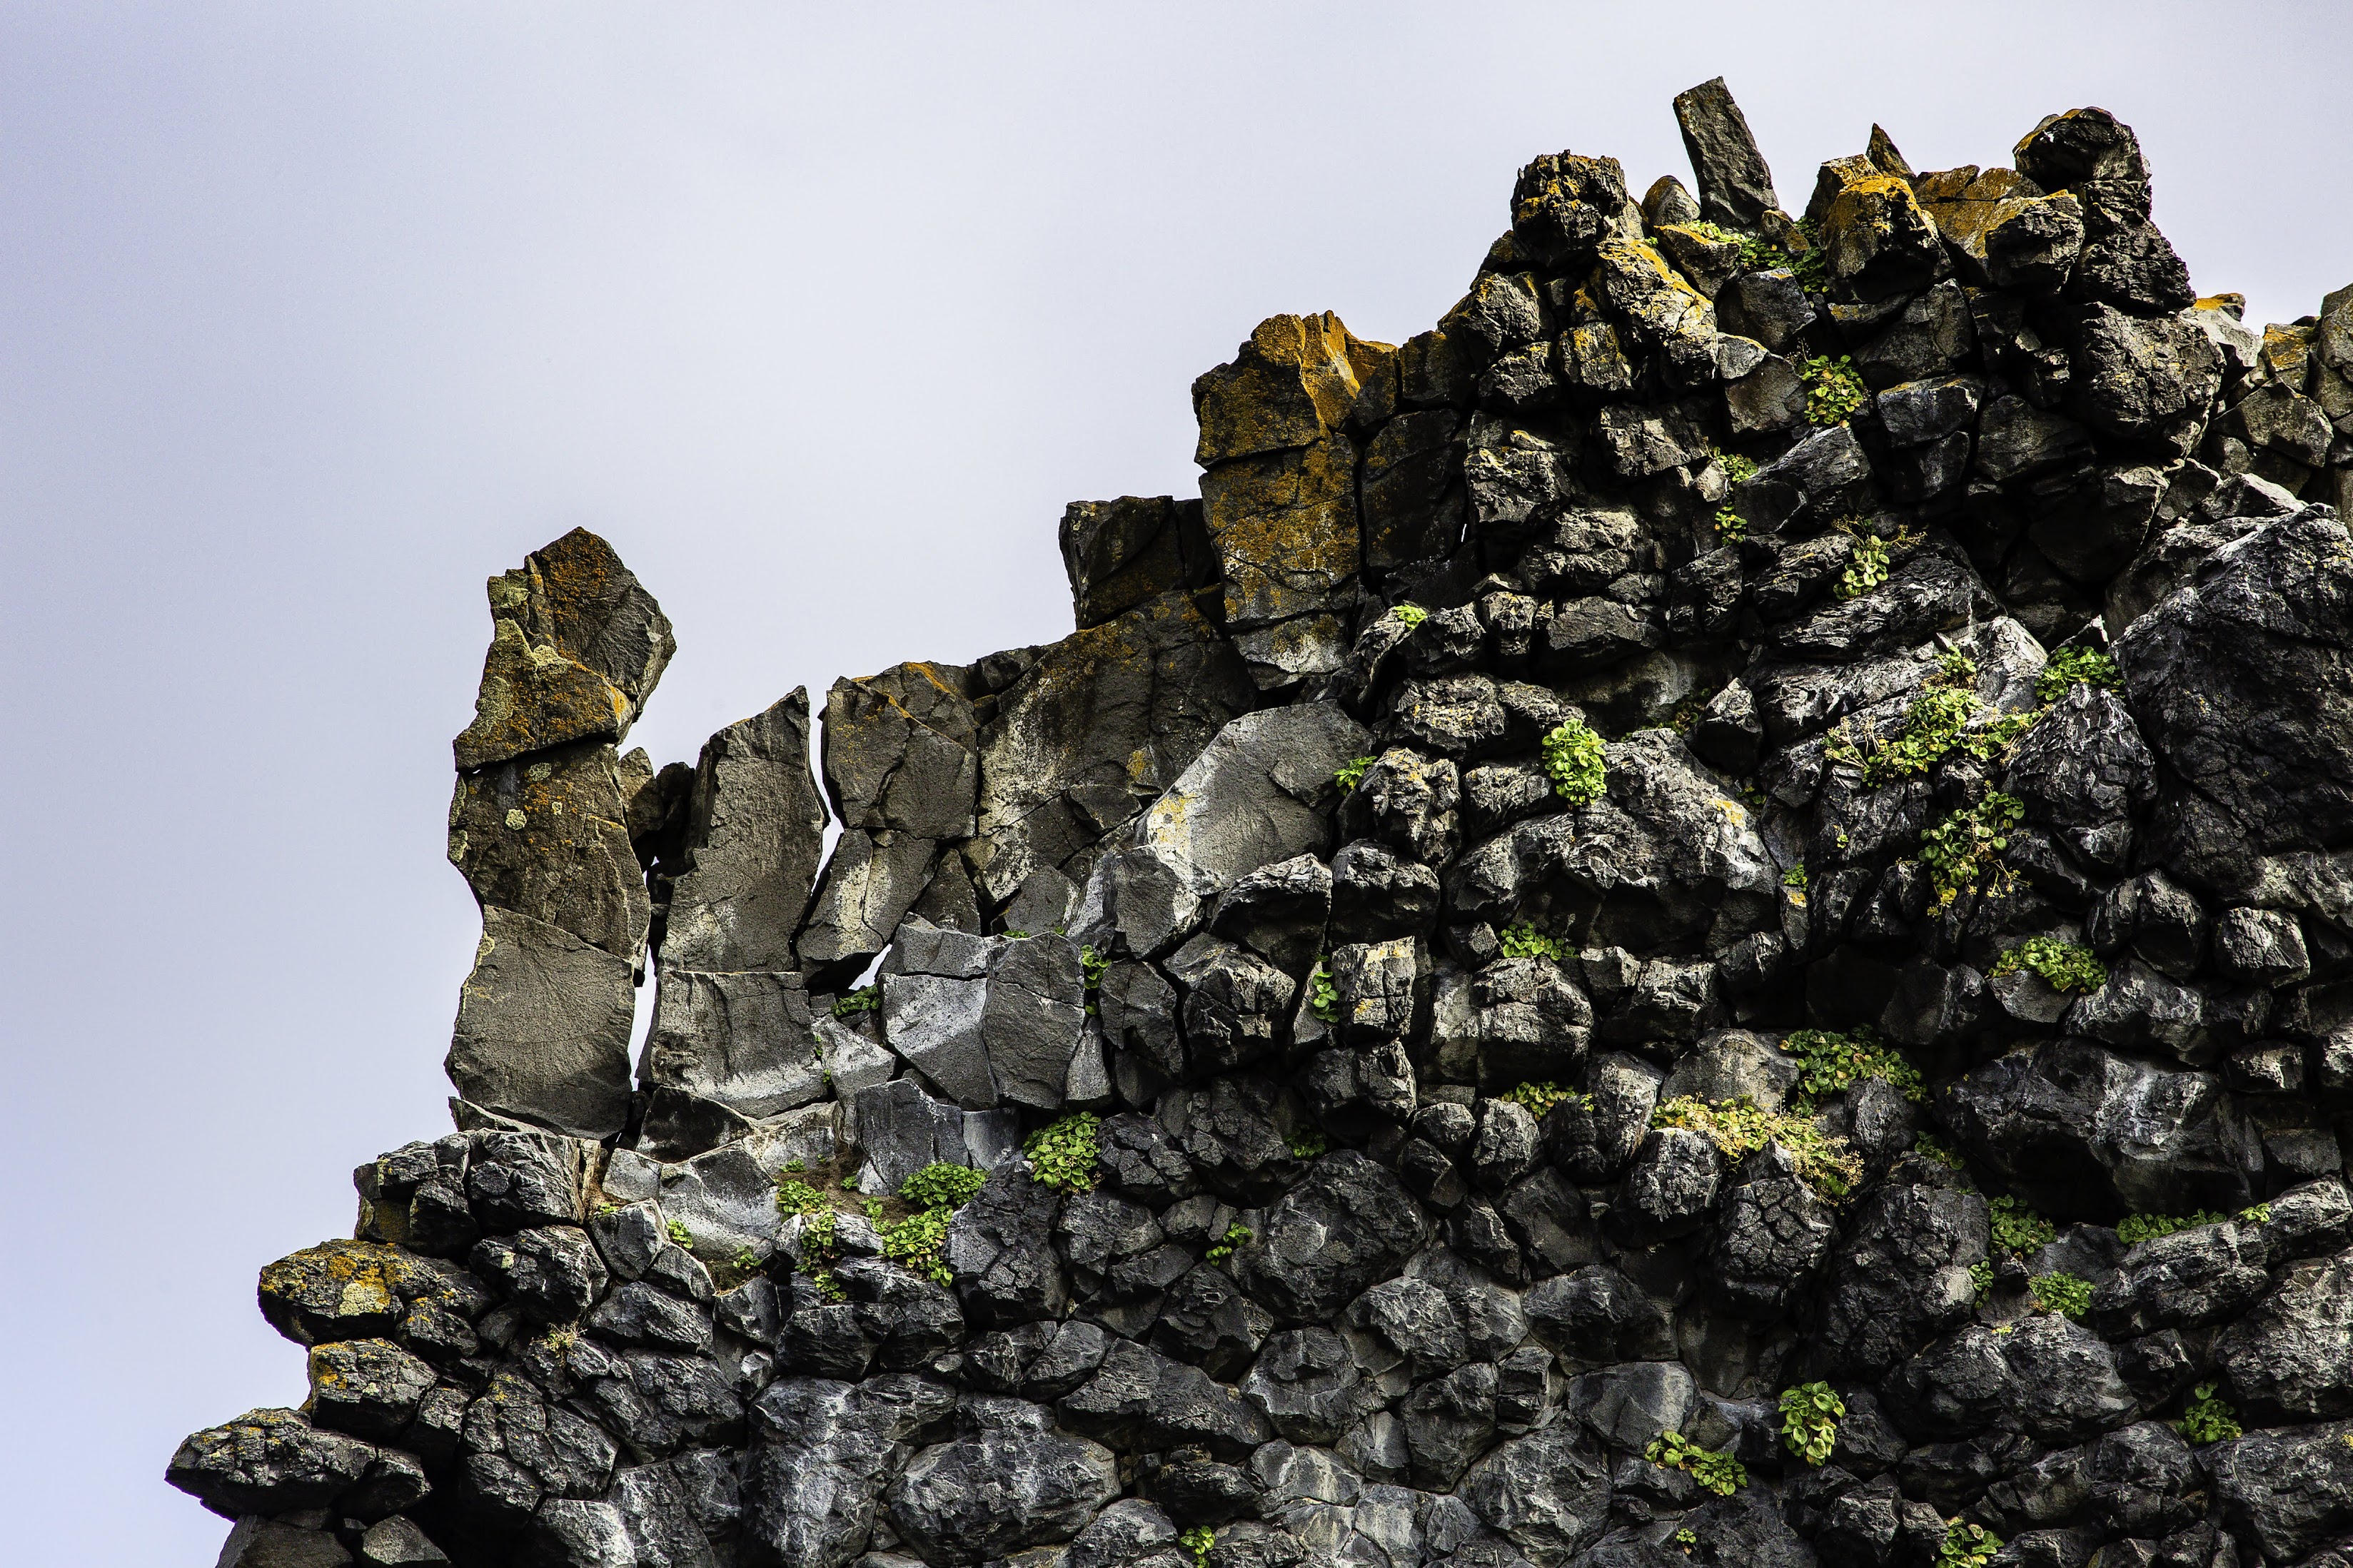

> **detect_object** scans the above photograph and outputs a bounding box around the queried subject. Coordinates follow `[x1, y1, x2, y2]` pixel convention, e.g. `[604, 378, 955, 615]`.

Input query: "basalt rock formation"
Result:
[171, 80, 2353, 1568]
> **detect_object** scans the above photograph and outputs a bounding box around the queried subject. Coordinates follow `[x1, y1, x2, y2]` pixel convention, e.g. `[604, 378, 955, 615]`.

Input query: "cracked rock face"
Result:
[175, 76, 2353, 1568]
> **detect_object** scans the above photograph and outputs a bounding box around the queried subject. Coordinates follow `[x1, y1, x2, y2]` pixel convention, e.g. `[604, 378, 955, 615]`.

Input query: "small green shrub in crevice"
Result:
[1645, 1431, 1747, 1495]
[880, 1207, 954, 1286]
[1713, 506, 1749, 541]
[2242, 1203, 2273, 1224]
[1709, 444, 1759, 484]
[1937, 1522, 2002, 1568]
[1780, 1026, 1925, 1106]
[1835, 530, 1891, 600]
[1541, 717, 1607, 804]
[1498, 921, 1566, 961]
[2029, 1271, 2093, 1320]
[1968, 1260, 1995, 1301]
[2176, 1382, 2243, 1444]
[1930, 649, 1979, 689]
[898, 1163, 986, 1212]
[1779, 1382, 1845, 1465]
[775, 1179, 827, 1220]
[1335, 755, 1375, 793]
[2116, 1208, 2254, 1245]
[1921, 792, 2024, 905]
[1800, 353, 1868, 425]
[1023, 1113, 1102, 1194]
[1500, 1081, 1591, 1119]
[1783, 864, 1809, 889]
[1989, 1195, 2056, 1257]
[1823, 686, 2039, 791]
[1178, 1526, 1215, 1568]
[1205, 1223, 1252, 1265]
[1286, 1127, 1329, 1159]
[1913, 1133, 1966, 1171]
[1990, 937, 2107, 994]
[665, 1218, 693, 1248]
[1079, 944, 1110, 991]
[1309, 959, 1339, 1023]
[1652, 1095, 1863, 1201]
[1389, 603, 1429, 628]
[831, 986, 880, 1018]
[2037, 645, 2122, 704]
[1675, 1529, 1698, 1552]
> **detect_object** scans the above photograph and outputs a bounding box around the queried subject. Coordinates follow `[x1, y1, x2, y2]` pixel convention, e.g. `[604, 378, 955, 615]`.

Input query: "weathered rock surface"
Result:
[177, 78, 2353, 1568]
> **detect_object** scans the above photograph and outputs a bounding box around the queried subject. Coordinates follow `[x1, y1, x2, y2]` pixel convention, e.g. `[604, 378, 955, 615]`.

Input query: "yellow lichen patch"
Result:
[1192, 312, 1366, 467]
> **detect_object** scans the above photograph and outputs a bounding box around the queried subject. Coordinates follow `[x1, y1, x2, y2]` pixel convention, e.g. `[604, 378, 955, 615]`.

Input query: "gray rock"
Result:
[355, 1517, 448, 1566]
[213, 1518, 355, 1567]
[885, 1421, 1120, 1564]
[445, 906, 635, 1139]
[643, 968, 826, 1122]
[662, 692, 830, 973]
[1061, 496, 1211, 631]
[2089, 1219, 2269, 1339]
[2207, 1418, 2353, 1562]
[740, 1375, 955, 1568]
[2215, 1250, 2353, 1423]
[471, 1225, 608, 1322]
[1672, 76, 1778, 228]
[303, 1338, 438, 1444]
[1211, 855, 1332, 973]
[1456, 1423, 1613, 1566]
[1232, 1153, 1432, 1323]
[1804, 1183, 1985, 1380]
[167, 1408, 401, 1521]
[448, 739, 650, 961]
[1244, 1327, 1384, 1444]
[2214, 906, 2311, 985]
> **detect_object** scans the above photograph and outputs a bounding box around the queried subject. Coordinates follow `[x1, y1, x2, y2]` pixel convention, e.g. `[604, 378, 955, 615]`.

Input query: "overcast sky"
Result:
[4, 3, 2349, 1559]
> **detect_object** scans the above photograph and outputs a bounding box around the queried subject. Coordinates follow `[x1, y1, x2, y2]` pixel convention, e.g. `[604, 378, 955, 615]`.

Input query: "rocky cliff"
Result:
[168, 79, 2353, 1568]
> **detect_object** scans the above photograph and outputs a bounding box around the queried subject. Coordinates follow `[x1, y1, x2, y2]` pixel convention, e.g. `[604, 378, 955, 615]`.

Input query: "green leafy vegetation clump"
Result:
[880, 1207, 954, 1286]
[1286, 1127, 1329, 1159]
[1938, 1522, 2002, 1568]
[1389, 603, 1428, 628]
[1783, 864, 1809, 889]
[1541, 717, 1608, 804]
[1206, 1223, 1252, 1265]
[1024, 1113, 1102, 1194]
[1309, 960, 1339, 1023]
[1645, 1431, 1748, 1495]
[2037, 644, 2122, 704]
[1498, 921, 1566, 961]
[2115, 1208, 2254, 1245]
[1990, 937, 2107, 994]
[666, 1218, 693, 1248]
[1801, 354, 1868, 425]
[898, 1163, 986, 1212]
[1334, 755, 1375, 793]
[1652, 1095, 1863, 1200]
[1989, 1195, 2056, 1256]
[1499, 1081, 1591, 1119]
[1780, 1026, 1925, 1104]
[831, 986, 880, 1018]
[1079, 944, 1110, 991]
[1178, 1526, 1215, 1568]
[2177, 1382, 2244, 1444]
[1969, 1260, 1995, 1301]
[1779, 1382, 1845, 1465]
[1836, 530, 1890, 600]
[1823, 686, 2038, 790]
[1913, 1133, 1966, 1171]
[1711, 445, 1759, 483]
[775, 1179, 827, 1219]
[1713, 506, 1749, 541]
[1921, 792, 2024, 904]
[2030, 1272, 2093, 1320]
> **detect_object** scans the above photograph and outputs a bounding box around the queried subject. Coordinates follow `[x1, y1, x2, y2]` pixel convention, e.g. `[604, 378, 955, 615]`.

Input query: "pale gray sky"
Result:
[3, 3, 2347, 1557]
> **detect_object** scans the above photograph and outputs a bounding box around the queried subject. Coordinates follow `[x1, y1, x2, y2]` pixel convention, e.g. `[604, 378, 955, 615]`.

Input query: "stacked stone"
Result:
[171, 78, 2353, 1568]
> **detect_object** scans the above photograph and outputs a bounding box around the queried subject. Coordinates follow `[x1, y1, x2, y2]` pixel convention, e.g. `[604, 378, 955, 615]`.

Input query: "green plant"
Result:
[2115, 1209, 2231, 1245]
[1990, 937, 2107, 994]
[2177, 1382, 2243, 1444]
[864, 1198, 887, 1222]
[776, 1178, 826, 1218]
[1206, 1223, 1253, 1265]
[1675, 1529, 1698, 1551]
[1024, 1113, 1102, 1194]
[899, 1163, 987, 1212]
[1780, 1026, 1925, 1105]
[1931, 649, 1979, 689]
[810, 1269, 847, 1303]
[832, 986, 880, 1017]
[880, 1206, 954, 1286]
[1800, 354, 1868, 425]
[1498, 921, 1566, 961]
[1826, 685, 2037, 791]
[1710, 444, 1759, 484]
[1309, 960, 1339, 1023]
[731, 1246, 761, 1274]
[1914, 1133, 1966, 1171]
[1836, 530, 1891, 600]
[1178, 1526, 1215, 1568]
[1286, 1127, 1329, 1159]
[1645, 1431, 1747, 1496]
[785, 1158, 806, 1173]
[1783, 864, 1809, 889]
[1713, 506, 1749, 541]
[801, 1208, 841, 1274]
[593, 1201, 618, 1218]
[665, 1218, 692, 1248]
[1968, 1260, 1995, 1300]
[1079, 944, 1110, 991]
[1500, 1081, 1591, 1119]
[1389, 603, 1429, 628]
[2037, 645, 2122, 704]
[1541, 717, 1608, 805]
[1989, 1195, 2056, 1256]
[2030, 1272, 2093, 1320]
[1921, 792, 2023, 904]
[841, 1175, 859, 1190]
[1652, 1095, 1863, 1200]
[1938, 1522, 2002, 1568]
[1789, 218, 1829, 288]
[1001, 929, 1031, 940]
[1334, 754, 1376, 792]
[2242, 1203, 2273, 1224]
[1779, 1382, 1845, 1465]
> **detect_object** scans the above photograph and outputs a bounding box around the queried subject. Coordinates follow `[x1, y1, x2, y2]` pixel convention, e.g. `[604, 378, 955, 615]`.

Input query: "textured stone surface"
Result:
[175, 79, 2353, 1568]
